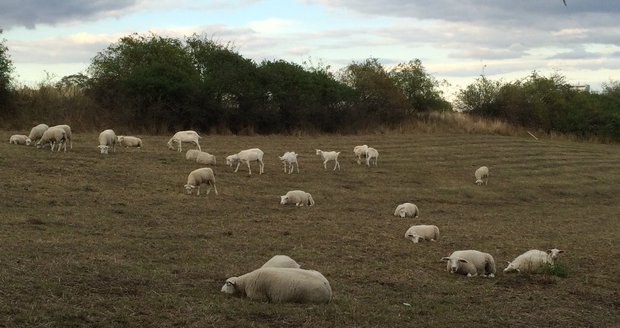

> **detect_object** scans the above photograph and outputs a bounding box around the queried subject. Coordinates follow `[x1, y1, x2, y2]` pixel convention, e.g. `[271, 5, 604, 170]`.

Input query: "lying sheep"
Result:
[9, 135, 31, 146]
[441, 250, 496, 278]
[405, 225, 440, 243]
[503, 249, 565, 274]
[280, 190, 315, 206]
[394, 203, 419, 218]
[366, 147, 379, 167]
[315, 149, 340, 170]
[168, 130, 201, 152]
[28, 123, 49, 144]
[185, 167, 218, 196]
[98, 129, 117, 154]
[227, 148, 264, 175]
[195, 151, 216, 165]
[221, 267, 332, 304]
[117, 135, 142, 149]
[279, 151, 299, 174]
[353, 145, 369, 165]
[261, 255, 301, 269]
[475, 166, 489, 185]
[186, 149, 200, 161]
[51, 124, 72, 150]
[36, 127, 67, 152]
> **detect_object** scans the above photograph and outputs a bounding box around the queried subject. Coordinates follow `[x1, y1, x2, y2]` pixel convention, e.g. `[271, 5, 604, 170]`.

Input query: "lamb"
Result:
[221, 267, 332, 304]
[441, 250, 496, 278]
[28, 123, 49, 144]
[98, 129, 117, 154]
[278, 151, 299, 174]
[186, 149, 200, 161]
[195, 151, 216, 165]
[9, 135, 31, 146]
[261, 255, 301, 269]
[405, 225, 440, 243]
[167, 130, 201, 152]
[475, 166, 489, 185]
[117, 136, 142, 149]
[36, 126, 67, 152]
[365, 147, 379, 167]
[280, 190, 315, 206]
[393, 202, 419, 218]
[226, 148, 264, 175]
[315, 149, 340, 170]
[353, 145, 369, 165]
[503, 249, 565, 274]
[184, 167, 218, 196]
[51, 124, 73, 150]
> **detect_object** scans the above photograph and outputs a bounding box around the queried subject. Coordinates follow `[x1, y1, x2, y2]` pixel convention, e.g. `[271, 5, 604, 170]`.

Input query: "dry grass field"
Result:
[1, 130, 618, 327]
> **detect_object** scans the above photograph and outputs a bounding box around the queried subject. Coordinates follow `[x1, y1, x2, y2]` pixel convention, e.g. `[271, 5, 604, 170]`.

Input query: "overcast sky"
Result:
[2, 0, 619, 97]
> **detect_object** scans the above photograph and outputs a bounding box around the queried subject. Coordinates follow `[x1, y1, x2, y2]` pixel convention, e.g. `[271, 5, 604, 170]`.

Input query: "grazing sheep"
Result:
[261, 255, 301, 269]
[394, 203, 419, 218]
[503, 249, 565, 274]
[98, 129, 117, 154]
[475, 166, 489, 185]
[51, 124, 72, 150]
[195, 151, 216, 165]
[353, 145, 369, 165]
[315, 149, 340, 170]
[28, 123, 49, 144]
[227, 148, 264, 175]
[184, 167, 218, 196]
[9, 135, 31, 146]
[117, 136, 142, 149]
[167, 130, 201, 152]
[405, 225, 440, 243]
[221, 267, 332, 304]
[278, 151, 299, 174]
[441, 250, 496, 278]
[36, 127, 67, 152]
[186, 149, 200, 161]
[366, 147, 379, 167]
[280, 190, 315, 206]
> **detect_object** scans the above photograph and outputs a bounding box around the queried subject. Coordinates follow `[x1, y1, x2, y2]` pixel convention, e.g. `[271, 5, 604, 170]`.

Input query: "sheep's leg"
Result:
[259, 159, 264, 174]
[333, 160, 340, 170]
[212, 183, 218, 195]
[323, 160, 327, 169]
[235, 162, 241, 173]
[247, 161, 252, 175]
[196, 142, 201, 152]
[196, 186, 201, 196]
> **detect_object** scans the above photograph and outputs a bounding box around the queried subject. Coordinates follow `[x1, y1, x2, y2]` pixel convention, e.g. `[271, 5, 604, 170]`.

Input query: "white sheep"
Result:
[184, 167, 218, 196]
[227, 148, 264, 175]
[278, 151, 299, 174]
[98, 129, 117, 154]
[9, 135, 31, 146]
[51, 124, 72, 150]
[405, 225, 440, 243]
[393, 203, 419, 218]
[167, 130, 201, 152]
[353, 145, 369, 165]
[475, 166, 489, 185]
[27, 123, 49, 144]
[441, 250, 497, 278]
[365, 147, 379, 167]
[117, 136, 142, 149]
[36, 127, 67, 152]
[195, 151, 216, 165]
[315, 149, 340, 170]
[503, 249, 565, 274]
[280, 190, 315, 206]
[261, 255, 301, 269]
[186, 149, 200, 161]
[221, 267, 332, 304]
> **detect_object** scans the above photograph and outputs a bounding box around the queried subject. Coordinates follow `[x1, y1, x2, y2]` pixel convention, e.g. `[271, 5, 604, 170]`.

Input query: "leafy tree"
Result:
[390, 59, 451, 113]
[454, 74, 502, 115]
[0, 29, 14, 111]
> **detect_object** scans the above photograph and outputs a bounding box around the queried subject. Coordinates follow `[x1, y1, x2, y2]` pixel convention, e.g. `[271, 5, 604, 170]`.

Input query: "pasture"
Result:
[1, 131, 618, 327]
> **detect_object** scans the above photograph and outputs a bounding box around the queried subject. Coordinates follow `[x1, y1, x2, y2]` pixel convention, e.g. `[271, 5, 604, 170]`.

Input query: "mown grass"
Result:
[0, 130, 618, 327]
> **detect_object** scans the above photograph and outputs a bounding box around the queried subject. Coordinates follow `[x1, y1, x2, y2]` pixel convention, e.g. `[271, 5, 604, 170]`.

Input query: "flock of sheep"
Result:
[9, 125, 566, 304]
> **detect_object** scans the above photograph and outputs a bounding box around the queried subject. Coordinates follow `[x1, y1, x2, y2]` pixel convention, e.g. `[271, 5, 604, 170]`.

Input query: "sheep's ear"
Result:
[440, 257, 450, 262]
[458, 259, 469, 263]
[546, 249, 553, 254]
[506, 261, 511, 265]
[557, 249, 564, 254]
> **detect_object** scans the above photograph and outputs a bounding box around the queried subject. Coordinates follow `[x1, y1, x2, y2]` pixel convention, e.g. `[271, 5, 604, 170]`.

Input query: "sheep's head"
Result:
[475, 179, 484, 185]
[398, 209, 408, 218]
[546, 248, 564, 261]
[406, 232, 420, 243]
[98, 145, 109, 154]
[184, 184, 195, 194]
[25, 138, 32, 146]
[442, 256, 469, 273]
[280, 195, 289, 205]
[315, 149, 321, 155]
[503, 261, 520, 274]
[221, 277, 238, 295]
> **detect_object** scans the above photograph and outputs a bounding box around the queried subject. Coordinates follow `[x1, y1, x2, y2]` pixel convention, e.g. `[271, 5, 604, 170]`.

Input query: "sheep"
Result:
[186, 149, 200, 161]
[353, 145, 369, 164]
[315, 149, 340, 170]
[475, 166, 489, 185]
[278, 151, 299, 174]
[405, 225, 440, 243]
[36, 127, 67, 152]
[261, 255, 301, 269]
[393, 202, 419, 218]
[98, 129, 117, 154]
[27, 123, 49, 144]
[167, 130, 201, 152]
[441, 250, 496, 278]
[366, 147, 379, 167]
[117, 136, 142, 149]
[184, 167, 218, 196]
[280, 190, 315, 207]
[9, 135, 31, 146]
[227, 148, 264, 175]
[195, 151, 216, 165]
[221, 267, 332, 304]
[51, 124, 72, 150]
[503, 249, 565, 274]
